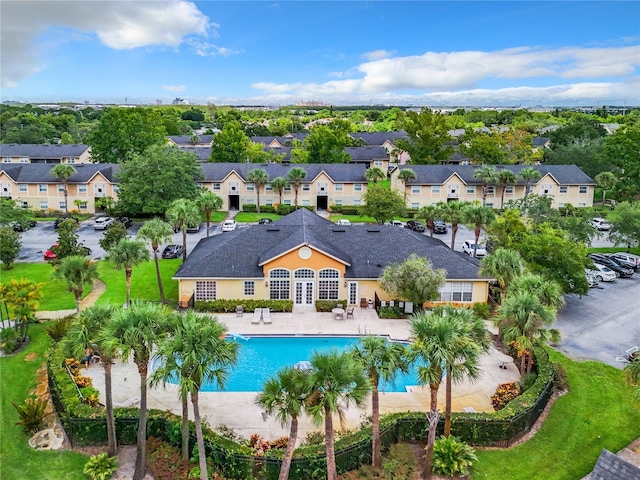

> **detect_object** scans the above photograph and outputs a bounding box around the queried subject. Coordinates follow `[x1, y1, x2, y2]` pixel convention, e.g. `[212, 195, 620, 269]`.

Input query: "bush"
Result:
[553, 362, 569, 392]
[12, 396, 48, 434]
[1, 327, 20, 354]
[339, 206, 361, 215]
[522, 372, 538, 392]
[146, 436, 192, 480]
[83, 453, 119, 480]
[301, 430, 325, 446]
[195, 299, 293, 313]
[241, 204, 256, 212]
[45, 315, 74, 341]
[329, 204, 342, 213]
[276, 204, 292, 215]
[431, 435, 477, 477]
[491, 382, 521, 411]
[379, 306, 406, 319]
[314, 299, 348, 312]
[472, 302, 492, 320]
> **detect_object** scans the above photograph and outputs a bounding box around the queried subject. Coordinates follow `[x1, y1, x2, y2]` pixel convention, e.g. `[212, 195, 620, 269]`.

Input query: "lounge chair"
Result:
[346, 307, 354, 319]
[262, 308, 272, 324]
[251, 308, 262, 324]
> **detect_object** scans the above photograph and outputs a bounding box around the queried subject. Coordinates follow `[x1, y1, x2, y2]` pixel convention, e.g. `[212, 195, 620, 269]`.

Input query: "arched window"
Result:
[294, 269, 315, 279]
[318, 268, 340, 300]
[269, 269, 290, 300]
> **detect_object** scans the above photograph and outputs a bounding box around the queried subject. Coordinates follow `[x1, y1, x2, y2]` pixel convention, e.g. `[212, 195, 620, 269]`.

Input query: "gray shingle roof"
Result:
[0, 144, 89, 159]
[199, 163, 367, 183]
[168, 135, 214, 145]
[398, 164, 595, 185]
[590, 449, 640, 480]
[349, 132, 409, 146]
[345, 146, 389, 162]
[175, 209, 487, 281]
[0, 163, 119, 183]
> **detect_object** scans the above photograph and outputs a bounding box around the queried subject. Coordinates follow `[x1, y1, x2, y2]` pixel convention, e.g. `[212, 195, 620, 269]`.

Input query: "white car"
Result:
[335, 219, 351, 226]
[589, 218, 611, 231]
[93, 216, 114, 230]
[590, 263, 617, 282]
[612, 252, 640, 270]
[385, 220, 405, 227]
[221, 220, 237, 232]
[462, 240, 487, 257]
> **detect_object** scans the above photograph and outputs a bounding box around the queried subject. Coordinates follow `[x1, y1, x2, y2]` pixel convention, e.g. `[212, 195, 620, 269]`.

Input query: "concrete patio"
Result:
[83, 306, 519, 443]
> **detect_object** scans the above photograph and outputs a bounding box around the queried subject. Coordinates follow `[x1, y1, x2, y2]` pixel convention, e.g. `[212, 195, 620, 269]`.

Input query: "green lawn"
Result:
[0, 323, 88, 480]
[234, 212, 281, 223]
[471, 349, 640, 479]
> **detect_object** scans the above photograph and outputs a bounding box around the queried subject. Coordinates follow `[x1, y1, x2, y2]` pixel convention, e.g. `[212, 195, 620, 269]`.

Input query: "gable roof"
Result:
[199, 163, 367, 183]
[167, 135, 214, 145]
[349, 131, 409, 146]
[345, 146, 389, 162]
[175, 209, 487, 281]
[0, 163, 119, 183]
[590, 449, 640, 480]
[0, 143, 90, 159]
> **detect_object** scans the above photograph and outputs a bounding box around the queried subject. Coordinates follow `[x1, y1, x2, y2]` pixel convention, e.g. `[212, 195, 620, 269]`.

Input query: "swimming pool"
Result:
[156, 335, 421, 392]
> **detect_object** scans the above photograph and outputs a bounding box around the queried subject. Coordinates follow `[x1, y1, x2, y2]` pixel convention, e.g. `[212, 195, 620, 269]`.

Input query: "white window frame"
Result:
[302, 184, 311, 192]
[78, 185, 87, 194]
[39, 184, 48, 193]
[244, 281, 255, 296]
[318, 268, 339, 300]
[438, 282, 473, 302]
[335, 183, 344, 192]
[559, 186, 568, 194]
[212, 183, 221, 191]
[431, 186, 441, 194]
[269, 269, 290, 300]
[354, 183, 363, 192]
[195, 281, 216, 300]
[411, 202, 419, 209]
[466, 186, 475, 194]
[18, 183, 27, 192]
[39, 201, 48, 210]
[579, 186, 588, 194]
[411, 185, 421, 194]
[246, 182, 255, 191]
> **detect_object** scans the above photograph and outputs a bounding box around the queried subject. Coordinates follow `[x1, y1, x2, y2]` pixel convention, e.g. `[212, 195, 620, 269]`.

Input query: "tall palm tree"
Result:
[479, 248, 526, 304]
[496, 169, 517, 208]
[53, 255, 99, 312]
[62, 305, 118, 456]
[306, 350, 370, 480]
[594, 171, 617, 206]
[51, 164, 76, 213]
[409, 311, 466, 479]
[106, 238, 149, 307]
[419, 204, 440, 237]
[195, 191, 223, 237]
[247, 168, 269, 214]
[256, 366, 311, 480]
[464, 203, 496, 257]
[166, 198, 200, 261]
[349, 336, 408, 468]
[518, 167, 541, 197]
[152, 312, 238, 480]
[286, 167, 307, 208]
[509, 273, 564, 310]
[398, 168, 417, 204]
[365, 167, 386, 184]
[497, 291, 560, 384]
[438, 201, 467, 250]
[137, 218, 174, 302]
[102, 301, 173, 480]
[473, 165, 497, 207]
[270, 177, 288, 205]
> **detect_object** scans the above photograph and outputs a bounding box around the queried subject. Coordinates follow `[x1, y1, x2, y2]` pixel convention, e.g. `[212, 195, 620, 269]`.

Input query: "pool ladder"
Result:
[357, 325, 368, 334]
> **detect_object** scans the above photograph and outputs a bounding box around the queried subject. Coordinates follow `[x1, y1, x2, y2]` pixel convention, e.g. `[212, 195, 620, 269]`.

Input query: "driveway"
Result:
[551, 273, 640, 368]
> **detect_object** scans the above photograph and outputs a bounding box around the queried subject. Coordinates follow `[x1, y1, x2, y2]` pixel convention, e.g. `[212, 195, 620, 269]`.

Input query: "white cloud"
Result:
[1, 1, 213, 88]
[163, 85, 187, 92]
[361, 49, 393, 61]
[189, 40, 242, 57]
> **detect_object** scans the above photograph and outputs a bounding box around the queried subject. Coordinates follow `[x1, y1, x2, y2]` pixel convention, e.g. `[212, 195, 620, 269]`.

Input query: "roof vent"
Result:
[366, 228, 381, 233]
[332, 228, 346, 233]
[266, 227, 280, 232]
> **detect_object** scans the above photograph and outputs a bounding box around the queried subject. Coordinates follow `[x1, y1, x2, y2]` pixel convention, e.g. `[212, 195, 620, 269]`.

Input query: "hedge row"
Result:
[194, 299, 293, 313]
[314, 300, 348, 312]
[242, 204, 316, 214]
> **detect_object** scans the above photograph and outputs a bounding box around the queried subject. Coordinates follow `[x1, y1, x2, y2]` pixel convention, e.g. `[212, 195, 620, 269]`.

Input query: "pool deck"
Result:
[83, 307, 519, 443]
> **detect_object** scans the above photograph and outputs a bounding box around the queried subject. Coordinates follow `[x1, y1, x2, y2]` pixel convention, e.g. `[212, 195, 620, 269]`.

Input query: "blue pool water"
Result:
[158, 335, 421, 392]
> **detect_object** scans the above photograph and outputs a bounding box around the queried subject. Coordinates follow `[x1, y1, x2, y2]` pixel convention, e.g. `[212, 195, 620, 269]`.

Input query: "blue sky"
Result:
[1, 1, 639, 106]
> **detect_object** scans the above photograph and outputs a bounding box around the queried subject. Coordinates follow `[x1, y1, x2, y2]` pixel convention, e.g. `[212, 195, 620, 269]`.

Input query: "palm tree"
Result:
[62, 305, 118, 456]
[497, 291, 559, 384]
[473, 165, 497, 207]
[496, 169, 517, 208]
[419, 204, 440, 237]
[509, 273, 564, 310]
[270, 177, 288, 205]
[286, 167, 307, 208]
[518, 167, 541, 197]
[101, 301, 173, 480]
[594, 171, 617, 206]
[196, 191, 223, 237]
[306, 350, 370, 480]
[152, 312, 238, 480]
[365, 167, 386, 184]
[349, 336, 408, 468]
[247, 168, 269, 214]
[398, 168, 417, 204]
[106, 238, 149, 307]
[166, 198, 200, 261]
[137, 218, 174, 302]
[53, 255, 99, 312]
[438, 201, 467, 250]
[464, 203, 495, 257]
[256, 366, 311, 480]
[51, 164, 76, 214]
[479, 248, 526, 304]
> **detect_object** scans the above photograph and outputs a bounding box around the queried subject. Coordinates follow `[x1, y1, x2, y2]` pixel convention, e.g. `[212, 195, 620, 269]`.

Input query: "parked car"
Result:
[53, 215, 78, 230]
[385, 220, 405, 227]
[335, 219, 352, 226]
[44, 243, 91, 260]
[589, 217, 611, 231]
[186, 222, 201, 233]
[584, 269, 600, 287]
[11, 219, 37, 232]
[588, 253, 634, 277]
[405, 220, 426, 232]
[221, 220, 237, 232]
[114, 216, 133, 228]
[602, 254, 637, 271]
[94, 216, 114, 230]
[161, 244, 184, 259]
[258, 218, 273, 225]
[589, 264, 617, 282]
[611, 252, 640, 271]
[462, 240, 487, 257]
[432, 220, 447, 234]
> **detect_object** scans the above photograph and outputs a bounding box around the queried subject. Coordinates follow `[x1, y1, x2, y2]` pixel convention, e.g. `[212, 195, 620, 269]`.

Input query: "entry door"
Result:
[348, 282, 358, 306]
[295, 281, 314, 305]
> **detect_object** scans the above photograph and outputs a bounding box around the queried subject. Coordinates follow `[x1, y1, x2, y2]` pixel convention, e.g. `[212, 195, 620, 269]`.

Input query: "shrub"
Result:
[146, 436, 192, 480]
[522, 372, 538, 392]
[329, 204, 342, 213]
[241, 204, 257, 212]
[80, 386, 101, 407]
[431, 435, 477, 477]
[378, 306, 406, 319]
[195, 299, 293, 313]
[301, 430, 325, 446]
[12, 396, 48, 434]
[45, 315, 74, 341]
[83, 453, 119, 480]
[491, 382, 521, 411]
[314, 299, 348, 312]
[1, 327, 20, 354]
[339, 206, 361, 215]
[472, 302, 492, 320]
[553, 362, 569, 392]
[276, 204, 292, 215]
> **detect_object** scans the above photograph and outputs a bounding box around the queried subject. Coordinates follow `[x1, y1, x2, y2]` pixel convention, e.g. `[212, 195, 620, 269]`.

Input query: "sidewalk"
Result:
[36, 279, 106, 320]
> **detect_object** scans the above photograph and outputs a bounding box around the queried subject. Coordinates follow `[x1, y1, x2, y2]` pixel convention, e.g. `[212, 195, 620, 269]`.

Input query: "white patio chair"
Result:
[251, 308, 262, 324]
[262, 308, 272, 324]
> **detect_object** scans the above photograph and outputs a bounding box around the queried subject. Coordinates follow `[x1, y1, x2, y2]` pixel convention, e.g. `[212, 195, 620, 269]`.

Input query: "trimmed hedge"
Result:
[314, 299, 348, 312]
[242, 204, 278, 214]
[195, 299, 293, 313]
